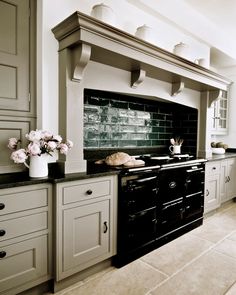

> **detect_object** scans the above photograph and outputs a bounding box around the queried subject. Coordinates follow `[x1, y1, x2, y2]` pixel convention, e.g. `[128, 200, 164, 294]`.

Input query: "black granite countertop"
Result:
[2, 150, 236, 189]
[206, 150, 236, 162]
[0, 163, 119, 189]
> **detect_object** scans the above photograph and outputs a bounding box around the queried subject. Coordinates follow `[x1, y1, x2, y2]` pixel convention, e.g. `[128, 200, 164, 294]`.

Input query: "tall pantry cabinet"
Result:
[0, 0, 36, 174]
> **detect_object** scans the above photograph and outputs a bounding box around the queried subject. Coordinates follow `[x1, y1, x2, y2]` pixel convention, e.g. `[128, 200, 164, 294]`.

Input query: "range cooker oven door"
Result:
[125, 207, 157, 250]
[117, 173, 158, 255]
[158, 198, 184, 236]
[121, 174, 158, 213]
[156, 168, 186, 236]
[184, 165, 205, 222]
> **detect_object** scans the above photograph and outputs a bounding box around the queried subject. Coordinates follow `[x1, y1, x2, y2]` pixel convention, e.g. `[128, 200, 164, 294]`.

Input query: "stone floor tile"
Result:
[60, 259, 167, 295]
[227, 231, 236, 241]
[150, 250, 236, 295]
[190, 216, 236, 243]
[141, 233, 213, 276]
[214, 238, 236, 259]
[225, 281, 236, 295]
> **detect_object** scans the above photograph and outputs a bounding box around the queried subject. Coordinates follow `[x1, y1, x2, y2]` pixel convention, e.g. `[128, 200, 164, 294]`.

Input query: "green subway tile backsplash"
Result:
[84, 89, 198, 153]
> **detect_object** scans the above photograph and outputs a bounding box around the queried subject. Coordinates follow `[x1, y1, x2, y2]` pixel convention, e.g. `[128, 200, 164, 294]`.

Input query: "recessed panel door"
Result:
[62, 200, 110, 272]
[0, 0, 30, 112]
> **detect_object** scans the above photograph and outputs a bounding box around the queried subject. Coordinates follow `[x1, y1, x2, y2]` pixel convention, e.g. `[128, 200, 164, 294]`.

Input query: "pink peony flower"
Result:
[59, 143, 69, 155]
[8, 129, 73, 165]
[27, 142, 41, 156]
[46, 141, 58, 151]
[41, 130, 53, 141]
[8, 138, 19, 150]
[53, 135, 62, 143]
[10, 149, 28, 163]
[25, 130, 42, 142]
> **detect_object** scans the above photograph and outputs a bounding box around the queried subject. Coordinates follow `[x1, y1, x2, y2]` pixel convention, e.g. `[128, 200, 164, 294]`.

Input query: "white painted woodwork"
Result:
[56, 175, 117, 281]
[220, 158, 236, 203]
[210, 91, 228, 135]
[204, 161, 221, 213]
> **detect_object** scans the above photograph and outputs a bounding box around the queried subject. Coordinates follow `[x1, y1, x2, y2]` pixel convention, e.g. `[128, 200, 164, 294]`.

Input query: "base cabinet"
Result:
[205, 158, 236, 214]
[63, 200, 110, 271]
[220, 158, 236, 203]
[0, 183, 52, 295]
[56, 175, 117, 281]
[204, 161, 221, 213]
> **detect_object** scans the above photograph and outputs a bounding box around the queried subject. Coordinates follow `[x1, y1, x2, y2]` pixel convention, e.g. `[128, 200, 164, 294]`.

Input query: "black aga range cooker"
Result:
[113, 154, 206, 267]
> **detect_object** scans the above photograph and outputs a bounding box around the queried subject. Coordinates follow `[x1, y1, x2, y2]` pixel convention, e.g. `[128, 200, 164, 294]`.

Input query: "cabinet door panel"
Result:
[0, 235, 48, 293]
[220, 161, 227, 203]
[0, 119, 33, 173]
[226, 159, 236, 200]
[204, 174, 220, 213]
[0, 0, 29, 112]
[62, 200, 110, 272]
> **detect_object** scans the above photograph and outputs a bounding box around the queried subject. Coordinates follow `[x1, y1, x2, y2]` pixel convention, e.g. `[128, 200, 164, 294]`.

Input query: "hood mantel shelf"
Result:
[52, 11, 232, 95]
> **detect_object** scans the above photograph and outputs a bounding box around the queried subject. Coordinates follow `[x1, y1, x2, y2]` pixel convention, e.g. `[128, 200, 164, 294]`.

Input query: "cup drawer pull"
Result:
[0, 251, 6, 258]
[0, 203, 5, 210]
[0, 230, 6, 237]
[86, 189, 93, 195]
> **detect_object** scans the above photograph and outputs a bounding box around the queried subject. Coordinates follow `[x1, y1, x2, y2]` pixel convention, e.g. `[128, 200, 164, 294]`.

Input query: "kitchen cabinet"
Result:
[220, 158, 236, 203]
[55, 175, 117, 281]
[0, 183, 52, 295]
[204, 161, 221, 213]
[0, 0, 36, 174]
[211, 92, 228, 135]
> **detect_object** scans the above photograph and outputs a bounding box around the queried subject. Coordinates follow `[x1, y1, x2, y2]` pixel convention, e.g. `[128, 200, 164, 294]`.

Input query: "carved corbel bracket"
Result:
[208, 89, 223, 107]
[71, 43, 91, 82]
[171, 80, 185, 96]
[131, 69, 146, 88]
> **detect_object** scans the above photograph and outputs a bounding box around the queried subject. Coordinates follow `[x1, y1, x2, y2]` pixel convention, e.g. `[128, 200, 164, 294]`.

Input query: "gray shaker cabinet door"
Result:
[62, 199, 110, 273]
[0, 0, 30, 112]
[0, 235, 48, 294]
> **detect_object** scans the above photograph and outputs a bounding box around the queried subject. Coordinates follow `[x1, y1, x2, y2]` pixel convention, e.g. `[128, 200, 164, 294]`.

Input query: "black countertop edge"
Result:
[206, 151, 236, 162]
[1, 151, 236, 189]
[0, 165, 119, 189]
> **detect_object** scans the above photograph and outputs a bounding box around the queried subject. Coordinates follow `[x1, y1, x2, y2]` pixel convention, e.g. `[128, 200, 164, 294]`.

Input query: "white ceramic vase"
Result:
[29, 154, 48, 178]
[173, 42, 189, 59]
[135, 25, 156, 44]
[91, 3, 116, 26]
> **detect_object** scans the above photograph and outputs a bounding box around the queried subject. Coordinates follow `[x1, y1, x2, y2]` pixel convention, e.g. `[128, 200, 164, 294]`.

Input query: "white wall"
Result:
[37, 0, 210, 135]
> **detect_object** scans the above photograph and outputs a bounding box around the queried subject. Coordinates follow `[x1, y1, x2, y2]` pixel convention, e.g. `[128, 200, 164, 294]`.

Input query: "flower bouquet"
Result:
[8, 129, 73, 177]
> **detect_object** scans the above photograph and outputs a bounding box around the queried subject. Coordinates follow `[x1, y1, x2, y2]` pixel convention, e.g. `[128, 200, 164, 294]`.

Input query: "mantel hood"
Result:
[52, 11, 232, 95]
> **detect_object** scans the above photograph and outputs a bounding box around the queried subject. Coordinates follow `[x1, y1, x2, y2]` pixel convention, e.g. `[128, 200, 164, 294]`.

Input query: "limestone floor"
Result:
[49, 201, 236, 295]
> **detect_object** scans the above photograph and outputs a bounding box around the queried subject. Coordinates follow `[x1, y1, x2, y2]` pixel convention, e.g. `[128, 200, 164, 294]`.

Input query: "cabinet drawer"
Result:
[0, 212, 48, 242]
[0, 235, 48, 294]
[0, 185, 49, 216]
[205, 162, 221, 174]
[62, 178, 111, 205]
